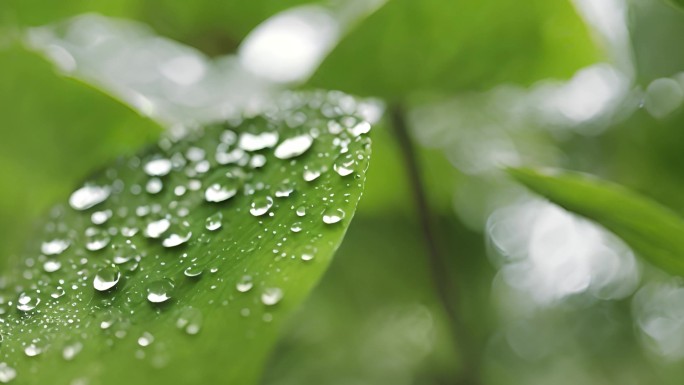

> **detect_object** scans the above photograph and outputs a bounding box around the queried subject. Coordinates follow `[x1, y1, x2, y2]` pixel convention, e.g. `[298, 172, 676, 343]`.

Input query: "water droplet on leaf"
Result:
[144, 158, 172, 177]
[93, 266, 121, 292]
[261, 287, 283, 306]
[274, 134, 313, 159]
[322, 207, 345, 224]
[205, 212, 222, 231]
[250, 195, 273, 217]
[146, 279, 175, 303]
[69, 185, 111, 211]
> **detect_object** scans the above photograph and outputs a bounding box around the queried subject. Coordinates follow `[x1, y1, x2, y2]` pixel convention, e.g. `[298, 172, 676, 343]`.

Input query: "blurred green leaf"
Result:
[3, 0, 311, 56]
[0, 91, 373, 385]
[665, 0, 684, 12]
[509, 167, 684, 276]
[629, 0, 684, 83]
[308, 0, 601, 99]
[0, 44, 162, 261]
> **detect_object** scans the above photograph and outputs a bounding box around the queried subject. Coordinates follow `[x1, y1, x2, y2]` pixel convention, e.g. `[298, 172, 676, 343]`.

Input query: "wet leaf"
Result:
[0, 91, 375, 385]
[509, 167, 684, 276]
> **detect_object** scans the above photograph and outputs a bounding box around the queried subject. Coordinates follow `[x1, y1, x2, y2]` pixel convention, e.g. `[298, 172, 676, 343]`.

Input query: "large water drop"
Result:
[93, 266, 121, 292]
[146, 279, 175, 303]
[250, 195, 274, 217]
[274, 134, 313, 159]
[69, 185, 111, 211]
[144, 158, 173, 177]
[238, 131, 279, 151]
[41, 239, 70, 256]
[17, 291, 40, 312]
[236, 275, 253, 293]
[205, 212, 223, 231]
[322, 207, 345, 224]
[261, 287, 283, 306]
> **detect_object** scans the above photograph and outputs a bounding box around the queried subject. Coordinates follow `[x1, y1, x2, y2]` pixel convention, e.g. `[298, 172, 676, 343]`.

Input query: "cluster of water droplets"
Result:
[0, 91, 375, 382]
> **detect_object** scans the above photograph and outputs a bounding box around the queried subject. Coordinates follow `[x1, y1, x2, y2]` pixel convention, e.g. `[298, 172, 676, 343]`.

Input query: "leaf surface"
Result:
[0, 91, 375, 385]
[509, 167, 684, 276]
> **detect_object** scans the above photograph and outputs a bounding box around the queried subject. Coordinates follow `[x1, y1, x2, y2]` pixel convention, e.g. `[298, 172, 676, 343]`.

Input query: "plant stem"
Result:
[389, 104, 480, 385]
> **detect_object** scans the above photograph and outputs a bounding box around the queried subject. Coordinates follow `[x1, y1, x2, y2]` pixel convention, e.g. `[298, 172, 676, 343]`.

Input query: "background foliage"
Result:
[4, 0, 684, 384]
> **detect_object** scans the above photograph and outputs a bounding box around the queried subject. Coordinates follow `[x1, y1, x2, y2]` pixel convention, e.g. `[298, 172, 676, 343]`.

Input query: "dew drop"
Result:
[0, 362, 16, 383]
[204, 183, 238, 203]
[261, 287, 283, 306]
[238, 131, 279, 151]
[274, 181, 295, 198]
[93, 266, 121, 292]
[85, 228, 111, 251]
[17, 291, 40, 312]
[144, 218, 170, 239]
[146, 178, 163, 194]
[138, 331, 154, 347]
[41, 239, 70, 256]
[348, 121, 371, 137]
[236, 275, 253, 293]
[62, 342, 83, 361]
[322, 207, 345, 224]
[296, 206, 307, 217]
[274, 134, 313, 159]
[184, 265, 203, 278]
[205, 212, 223, 231]
[24, 344, 42, 357]
[112, 241, 139, 264]
[333, 153, 356, 177]
[249, 154, 267, 168]
[303, 160, 327, 182]
[43, 260, 61, 273]
[69, 185, 111, 211]
[99, 309, 122, 330]
[50, 286, 66, 299]
[146, 279, 175, 303]
[91, 209, 112, 225]
[176, 307, 203, 335]
[250, 196, 274, 217]
[144, 158, 172, 177]
[162, 228, 192, 248]
[121, 226, 139, 237]
[301, 245, 316, 261]
[290, 222, 303, 233]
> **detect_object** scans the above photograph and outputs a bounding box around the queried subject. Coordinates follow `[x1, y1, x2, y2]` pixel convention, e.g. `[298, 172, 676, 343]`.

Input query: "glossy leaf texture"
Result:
[0, 91, 375, 385]
[0, 44, 162, 262]
[509, 167, 684, 276]
[308, 0, 601, 98]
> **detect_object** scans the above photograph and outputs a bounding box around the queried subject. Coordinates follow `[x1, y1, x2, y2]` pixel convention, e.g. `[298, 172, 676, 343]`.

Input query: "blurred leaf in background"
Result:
[309, 0, 601, 98]
[0, 44, 161, 262]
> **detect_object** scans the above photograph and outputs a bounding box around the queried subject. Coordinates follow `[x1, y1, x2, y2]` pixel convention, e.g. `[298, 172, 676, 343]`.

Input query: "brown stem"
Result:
[389, 103, 480, 385]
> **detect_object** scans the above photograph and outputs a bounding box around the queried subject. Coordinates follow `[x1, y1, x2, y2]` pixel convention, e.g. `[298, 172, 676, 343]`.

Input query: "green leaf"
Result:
[629, 0, 684, 83]
[3, 0, 311, 56]
[308, 0, 601, 99]
[0, 91, 374, 384]
[665, 0, 684, 12]
[0, 44, 162, 261]
[508, 167, 684, 276]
